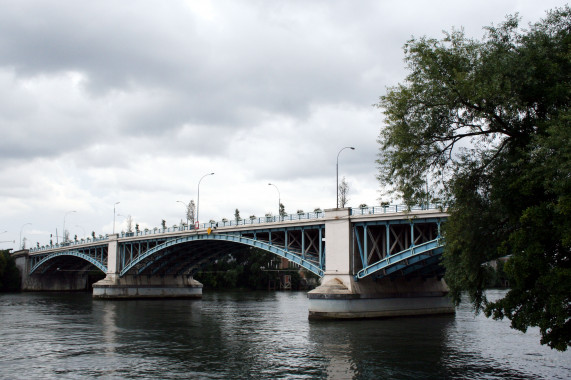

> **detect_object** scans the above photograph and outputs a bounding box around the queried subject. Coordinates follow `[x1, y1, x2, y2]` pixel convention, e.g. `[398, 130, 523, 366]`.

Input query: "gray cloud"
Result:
[0, 0, 565, 247]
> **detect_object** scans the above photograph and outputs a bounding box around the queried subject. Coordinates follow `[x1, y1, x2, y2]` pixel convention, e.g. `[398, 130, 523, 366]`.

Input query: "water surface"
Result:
[1, 289, 569, 379]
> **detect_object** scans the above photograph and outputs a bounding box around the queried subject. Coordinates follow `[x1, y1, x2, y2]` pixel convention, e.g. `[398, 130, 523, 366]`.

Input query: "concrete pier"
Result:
[92, 275, 203, 299]
[308, 275, 454, 319]
[307, 208, 454, 319]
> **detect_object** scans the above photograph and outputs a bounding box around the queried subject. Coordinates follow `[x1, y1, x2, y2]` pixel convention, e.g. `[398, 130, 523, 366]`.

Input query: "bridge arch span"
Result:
[30, 250, 108, 275]
[120, 234, 324, 278]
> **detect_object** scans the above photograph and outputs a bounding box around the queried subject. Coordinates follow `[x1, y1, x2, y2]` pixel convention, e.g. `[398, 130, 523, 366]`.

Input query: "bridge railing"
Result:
[123, 211, 327, 238]
[212, 211, 325, 228]
[351, 203, 445, 216]
[29, 235, 110, 253]
[29, 204, 447, 252]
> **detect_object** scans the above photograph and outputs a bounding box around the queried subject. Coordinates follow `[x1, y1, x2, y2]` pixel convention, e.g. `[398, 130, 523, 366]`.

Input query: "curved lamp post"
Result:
[268, 183, 281, 220]
[176, 200, 189, 227]
[336, 146, 355, 208]
[19, 223, 32, 249]
[63, 211, 76, 243]
[113, 202, 120, 234]
[196, 172, 214, 229]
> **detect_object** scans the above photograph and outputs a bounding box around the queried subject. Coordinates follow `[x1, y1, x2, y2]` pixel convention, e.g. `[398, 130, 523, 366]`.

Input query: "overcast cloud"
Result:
[1, 0, 566, 248]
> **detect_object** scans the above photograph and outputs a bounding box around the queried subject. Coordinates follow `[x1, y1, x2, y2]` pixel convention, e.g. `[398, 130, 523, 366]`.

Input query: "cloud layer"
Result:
[0, 0, 565, 247]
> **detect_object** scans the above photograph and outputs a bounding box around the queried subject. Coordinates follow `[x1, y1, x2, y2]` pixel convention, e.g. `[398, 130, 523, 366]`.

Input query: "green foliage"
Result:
[0, 250, 21, 292]
[377, 7, 571, 350]
[194, 247, 304, 291]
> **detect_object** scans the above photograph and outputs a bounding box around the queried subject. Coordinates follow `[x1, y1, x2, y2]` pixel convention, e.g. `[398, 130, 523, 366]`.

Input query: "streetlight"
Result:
[337, 146, 355, 208]
[19, 223, 32, 249]
[176, 200, 189, 228]
[268, 183, 281, 220]
[113, 202, 120, 234]
[196, 172, 214, 229]
[63, 211, 76, 243]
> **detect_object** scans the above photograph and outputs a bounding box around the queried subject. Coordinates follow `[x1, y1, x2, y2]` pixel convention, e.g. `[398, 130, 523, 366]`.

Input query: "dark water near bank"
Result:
[0, 289, 569, 379]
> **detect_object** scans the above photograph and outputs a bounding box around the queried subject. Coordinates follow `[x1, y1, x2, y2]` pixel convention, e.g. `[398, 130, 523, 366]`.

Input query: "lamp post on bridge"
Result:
[336, 146, 355, 209]
[268, 183, 281, 221]
[63, 210, 76, 244]
[113, 202, 120, 234]
[176, 200, 189, 228]
[19, 223, 32, 249]
[196, 172, 214, 229]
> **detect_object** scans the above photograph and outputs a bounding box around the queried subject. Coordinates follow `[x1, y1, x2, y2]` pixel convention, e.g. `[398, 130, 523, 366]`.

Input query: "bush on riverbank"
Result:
[0, 250, 21, 292]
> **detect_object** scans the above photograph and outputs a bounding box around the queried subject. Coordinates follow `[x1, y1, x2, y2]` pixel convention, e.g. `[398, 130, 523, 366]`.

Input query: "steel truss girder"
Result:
[119, 238, 167, 269]
[120, 233, 324, 277]
[353, 218, 442, 271]
[234, 226, 324, 268]
[29, 250, 108, 274]
[355, 238, 444, 280]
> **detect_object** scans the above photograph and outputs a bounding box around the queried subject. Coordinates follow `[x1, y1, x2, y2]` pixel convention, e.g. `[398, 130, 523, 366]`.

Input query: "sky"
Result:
[1, 0, 567, 249]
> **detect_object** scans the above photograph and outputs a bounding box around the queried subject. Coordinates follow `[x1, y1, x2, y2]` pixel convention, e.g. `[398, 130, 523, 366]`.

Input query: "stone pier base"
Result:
[307, 275, 454, 319]
[92, 275, 203, 299]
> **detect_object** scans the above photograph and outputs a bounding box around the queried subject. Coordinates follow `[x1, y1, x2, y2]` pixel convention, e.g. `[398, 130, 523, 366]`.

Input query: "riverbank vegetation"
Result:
[194, 247, 318, 291]
[377, 7, 570, 350]
[0, 250, 21, 292]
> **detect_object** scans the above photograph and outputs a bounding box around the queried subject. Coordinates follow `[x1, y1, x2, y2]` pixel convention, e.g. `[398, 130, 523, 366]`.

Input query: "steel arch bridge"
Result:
[25, 206, 448, 282]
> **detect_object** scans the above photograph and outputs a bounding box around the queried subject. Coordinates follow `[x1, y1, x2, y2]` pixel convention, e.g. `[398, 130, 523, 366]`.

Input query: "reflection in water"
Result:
[101, 302, 117, 355]
[0, 290, 569, 379]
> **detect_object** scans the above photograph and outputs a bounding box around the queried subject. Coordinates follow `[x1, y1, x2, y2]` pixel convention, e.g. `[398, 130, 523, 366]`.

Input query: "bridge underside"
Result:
[23, 255, 106, 292]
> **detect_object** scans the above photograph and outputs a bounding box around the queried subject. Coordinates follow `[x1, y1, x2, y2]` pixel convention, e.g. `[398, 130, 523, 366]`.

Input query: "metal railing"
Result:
[29, 235, 110, 253]
[29, 204, 447, 252]
[350, 203, 446, 216]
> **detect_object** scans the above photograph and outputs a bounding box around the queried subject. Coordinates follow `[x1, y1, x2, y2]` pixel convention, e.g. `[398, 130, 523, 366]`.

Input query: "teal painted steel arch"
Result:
[355, 238, 444, 280]
[29, 250, 108, 274]
[120, 233, 324, 277]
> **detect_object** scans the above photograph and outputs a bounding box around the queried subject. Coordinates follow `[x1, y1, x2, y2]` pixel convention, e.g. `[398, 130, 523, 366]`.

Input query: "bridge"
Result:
[13, 205, 453, 318]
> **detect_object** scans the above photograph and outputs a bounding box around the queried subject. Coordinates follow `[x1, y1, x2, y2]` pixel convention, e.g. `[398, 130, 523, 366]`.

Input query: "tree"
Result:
[125, 215, 133, 233]
[279, 203, 286, 219]
[187, 200, 196, 226]
[161, 220, 167, 230]
[377, 7, 570, 350]
[338, 176, 350, 207]
[0, 250, 21, 292]
[234, 208, 241, 224]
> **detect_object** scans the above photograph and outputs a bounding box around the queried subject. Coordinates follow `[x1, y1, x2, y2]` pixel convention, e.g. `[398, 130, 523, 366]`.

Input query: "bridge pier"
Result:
[92, 234, 203, 299]
[307, 209, 454, 319]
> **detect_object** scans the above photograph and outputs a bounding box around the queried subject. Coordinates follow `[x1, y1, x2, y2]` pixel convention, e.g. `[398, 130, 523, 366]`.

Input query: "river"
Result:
[0, 289, 569, 379]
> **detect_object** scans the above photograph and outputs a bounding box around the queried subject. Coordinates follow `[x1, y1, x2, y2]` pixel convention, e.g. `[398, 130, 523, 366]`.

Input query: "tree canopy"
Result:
[0, 250, 21, 292]
[377, 7, 570, 350]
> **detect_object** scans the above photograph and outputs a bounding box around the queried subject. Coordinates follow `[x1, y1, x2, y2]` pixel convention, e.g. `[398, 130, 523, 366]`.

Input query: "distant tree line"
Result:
[194, 246, 317, 290]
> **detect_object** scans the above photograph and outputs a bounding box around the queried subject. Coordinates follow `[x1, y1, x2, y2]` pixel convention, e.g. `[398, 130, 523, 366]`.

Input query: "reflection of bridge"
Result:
[14, 206, 453, 318]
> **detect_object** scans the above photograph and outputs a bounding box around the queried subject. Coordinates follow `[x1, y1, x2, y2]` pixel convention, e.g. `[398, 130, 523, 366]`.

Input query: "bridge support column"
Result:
[92, 234, 202, 299]
[307, 208, 454, 319]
